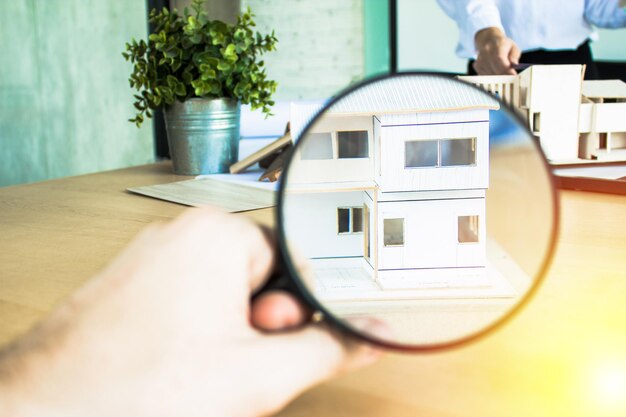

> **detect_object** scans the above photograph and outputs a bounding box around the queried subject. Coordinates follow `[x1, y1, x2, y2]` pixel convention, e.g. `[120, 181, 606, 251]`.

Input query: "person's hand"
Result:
[0, 208, 381, 417]
[473, 27, 521, 75]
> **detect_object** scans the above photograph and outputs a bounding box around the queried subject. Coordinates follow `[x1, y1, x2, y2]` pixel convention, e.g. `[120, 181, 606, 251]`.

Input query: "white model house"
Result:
[282, 76, 502, 298]
[459, 65, 626, 163]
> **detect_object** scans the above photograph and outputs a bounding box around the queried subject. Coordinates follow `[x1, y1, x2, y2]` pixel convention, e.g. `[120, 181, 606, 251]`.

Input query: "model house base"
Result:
[307, 235, 525, 303]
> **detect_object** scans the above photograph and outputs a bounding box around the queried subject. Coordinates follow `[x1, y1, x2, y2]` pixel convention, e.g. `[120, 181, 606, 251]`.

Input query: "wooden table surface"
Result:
[1, 162, 625, 417]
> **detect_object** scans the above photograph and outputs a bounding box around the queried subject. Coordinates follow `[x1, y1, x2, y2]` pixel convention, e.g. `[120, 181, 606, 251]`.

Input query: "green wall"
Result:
[593, 28, 626, 61]
[0, 0, 154, 187]
[364, 0, 390, 76]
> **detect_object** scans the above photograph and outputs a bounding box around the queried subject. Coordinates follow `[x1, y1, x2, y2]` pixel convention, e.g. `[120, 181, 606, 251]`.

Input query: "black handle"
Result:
[251, 246, 300, 301]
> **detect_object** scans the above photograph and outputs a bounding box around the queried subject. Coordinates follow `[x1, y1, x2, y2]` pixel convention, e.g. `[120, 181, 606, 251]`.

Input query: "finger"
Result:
[494, 40, 520, 75]
[344, 316, 395, 342]
[472, 59, 486, 75]
[509, 42, 521, 66]
[236, 324, 381, 416]
[250, 226, 279, 293]
[474, 53, 497, 75]
[255, 322, 382, 398]
[165, 207, 276, 293]
[250, 291, 310, 331]
[493, 51, 513, 75]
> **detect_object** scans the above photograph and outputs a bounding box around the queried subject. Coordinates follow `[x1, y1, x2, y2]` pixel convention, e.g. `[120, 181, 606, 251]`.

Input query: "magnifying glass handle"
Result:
[253, 273, 295, 299]
[512, 63, 531, 71]
[251, 249, 300, 301]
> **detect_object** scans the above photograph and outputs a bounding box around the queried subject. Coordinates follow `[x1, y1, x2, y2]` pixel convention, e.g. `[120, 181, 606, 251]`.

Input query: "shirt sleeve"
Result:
[436, 0, 505, 55]
[584, 0, 626, 28]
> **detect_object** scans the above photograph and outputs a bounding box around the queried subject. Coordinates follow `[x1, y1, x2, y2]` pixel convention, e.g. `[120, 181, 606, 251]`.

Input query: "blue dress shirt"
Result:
[436, 0, 626, 58]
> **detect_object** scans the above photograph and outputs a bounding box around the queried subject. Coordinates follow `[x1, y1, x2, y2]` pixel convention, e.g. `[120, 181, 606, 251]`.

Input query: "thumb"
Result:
[256, 322, 382, 400]
[509, 42, 521, 66]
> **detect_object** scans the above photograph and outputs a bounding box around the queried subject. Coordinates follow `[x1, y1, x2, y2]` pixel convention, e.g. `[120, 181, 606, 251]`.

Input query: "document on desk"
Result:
[553, 164, 626, 195]
[127, 174, 276, 212]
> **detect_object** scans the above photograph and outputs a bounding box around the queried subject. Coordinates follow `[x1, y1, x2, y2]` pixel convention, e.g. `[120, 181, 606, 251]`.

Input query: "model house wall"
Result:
[282, 191, 368, 259]
[376, 197, 486, 270]
[376, 112, 490, 192]
[287, 115, 375, 184]
[285, 76, 499, 287]
[518, 65, 584, 161]
[578, 80, 626, 160]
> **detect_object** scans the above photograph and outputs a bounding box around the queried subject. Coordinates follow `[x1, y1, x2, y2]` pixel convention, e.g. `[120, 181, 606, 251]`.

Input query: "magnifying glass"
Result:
[271, 72, 558, 351]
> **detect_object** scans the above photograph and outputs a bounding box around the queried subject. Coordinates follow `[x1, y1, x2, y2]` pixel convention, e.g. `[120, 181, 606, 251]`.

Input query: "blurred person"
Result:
[437, 0, 626, 78]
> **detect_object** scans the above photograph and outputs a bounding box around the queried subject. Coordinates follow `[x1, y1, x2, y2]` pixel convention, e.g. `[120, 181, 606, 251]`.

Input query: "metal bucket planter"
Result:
[163, 98, 241, 175]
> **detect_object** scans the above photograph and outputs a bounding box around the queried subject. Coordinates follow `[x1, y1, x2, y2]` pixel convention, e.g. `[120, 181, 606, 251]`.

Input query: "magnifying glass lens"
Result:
[278, 73, 557, 350]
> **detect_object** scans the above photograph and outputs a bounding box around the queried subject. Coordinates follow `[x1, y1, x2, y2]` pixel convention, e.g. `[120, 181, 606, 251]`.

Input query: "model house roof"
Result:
[328, 75, 500, 116]
[290, 76, 499, 140]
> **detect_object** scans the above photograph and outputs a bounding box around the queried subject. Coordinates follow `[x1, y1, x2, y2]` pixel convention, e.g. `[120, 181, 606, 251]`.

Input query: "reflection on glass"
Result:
[337, 208, 350, 234]
[441, 138, 476, 166]
[405, 140, 438, 167]
[338, 131, 369, 158]
[337, 207, 363, 234]
[458, 215, 479, 243]
[383, 218, 405, 246]
[352, 207, 363, 233]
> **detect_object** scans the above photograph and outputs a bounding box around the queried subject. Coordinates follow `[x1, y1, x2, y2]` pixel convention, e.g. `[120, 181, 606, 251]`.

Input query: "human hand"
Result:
[473, 27, 521, 75]
[0, 208, 381, 417]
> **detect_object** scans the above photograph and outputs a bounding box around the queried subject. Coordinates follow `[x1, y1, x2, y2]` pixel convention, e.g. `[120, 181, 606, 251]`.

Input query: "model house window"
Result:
[352, 207, 363, 232]
[405, 140, 438, 167]
[405, 138, 476, 168]
[337, 131, 369, 158]
[532, 112, 541, 134]
[441, 138, 476, 166]
[337, 207, 363, 234]
[300, 132, 333, 160]
[363, 204, 370, 259]
[458, 215, 479, 243]
[383, 218, 404, 246]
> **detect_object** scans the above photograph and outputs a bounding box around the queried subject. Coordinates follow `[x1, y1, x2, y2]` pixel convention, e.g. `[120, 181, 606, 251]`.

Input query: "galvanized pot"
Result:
[163, 98, 241, 175]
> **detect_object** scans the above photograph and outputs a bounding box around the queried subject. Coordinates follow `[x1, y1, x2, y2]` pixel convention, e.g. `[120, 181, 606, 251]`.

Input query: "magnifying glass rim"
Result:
[276, 70, 560, 352]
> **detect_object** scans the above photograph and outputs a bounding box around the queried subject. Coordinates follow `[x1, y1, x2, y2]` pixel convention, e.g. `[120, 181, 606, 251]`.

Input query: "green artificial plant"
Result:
[123, 0, 277, 127]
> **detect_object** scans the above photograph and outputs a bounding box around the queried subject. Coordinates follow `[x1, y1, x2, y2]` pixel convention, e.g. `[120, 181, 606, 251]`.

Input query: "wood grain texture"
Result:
[276, 190, 626, 417]
[0, 162, 272, 345]
[1, 162, 625, 417]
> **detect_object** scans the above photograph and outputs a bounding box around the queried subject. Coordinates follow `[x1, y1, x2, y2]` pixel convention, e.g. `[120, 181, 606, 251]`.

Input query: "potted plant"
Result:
[123, 0, 277, 175]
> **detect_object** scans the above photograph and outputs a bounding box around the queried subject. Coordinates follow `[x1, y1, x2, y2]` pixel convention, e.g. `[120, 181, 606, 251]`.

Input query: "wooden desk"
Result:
[1, 162, 625, 417]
